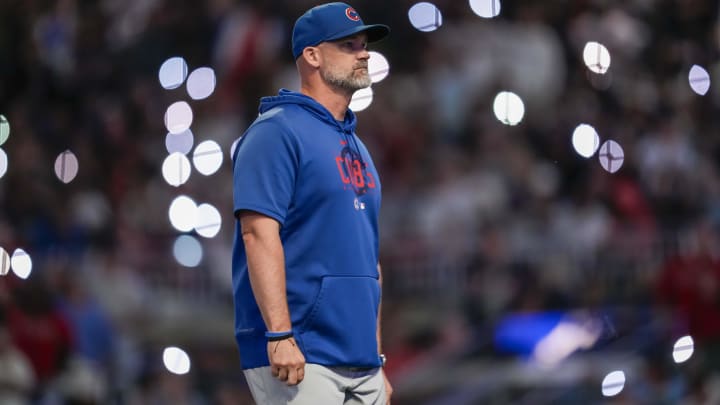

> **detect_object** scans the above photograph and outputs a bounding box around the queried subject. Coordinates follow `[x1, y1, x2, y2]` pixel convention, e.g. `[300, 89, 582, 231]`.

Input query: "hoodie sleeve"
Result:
[233, 119, 299, 225]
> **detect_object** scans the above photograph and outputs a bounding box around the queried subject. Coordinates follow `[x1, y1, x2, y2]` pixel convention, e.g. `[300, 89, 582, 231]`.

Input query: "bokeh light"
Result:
[572, 124, 601, 158]
[173, 235, 203, 268]
[162, 346, 191, 375]
[469, 0, 501, 18]
[350, 87, 374, 112]
[688, 65, 710, 96]
[162, 152, 192, 187]
[158, 57, 188, 90]
[195, 203, 222, 238]
[368, 51, 390, 83]
[0, 247, 9, 276]
[164, 101, 194, 134]
[583, 41, 611, 74]
[602, 370, 626, 397]
[54, 150, 79, 184]
[0, 148, 7, 179]
[166, 129, 194, 155]
[192, 140, 224, 176]
[533, 321, 601, 367]
[11, 248, 32, 279]
[168, 195, 197, 233]
[598, 140, 624, 173]
[493, 91, 525, 126]
[408, 2, 443, 32]
[673, 335, 694, 364]
[186, 67, 216, 100]
[0, 114, 9, 145]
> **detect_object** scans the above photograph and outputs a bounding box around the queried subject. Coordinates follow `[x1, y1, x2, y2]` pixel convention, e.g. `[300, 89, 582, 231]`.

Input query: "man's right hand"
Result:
[268, 338, 306, 385]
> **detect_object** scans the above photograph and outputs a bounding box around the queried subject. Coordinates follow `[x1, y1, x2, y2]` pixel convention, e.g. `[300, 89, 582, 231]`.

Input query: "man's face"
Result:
[317, 33, 371, 93]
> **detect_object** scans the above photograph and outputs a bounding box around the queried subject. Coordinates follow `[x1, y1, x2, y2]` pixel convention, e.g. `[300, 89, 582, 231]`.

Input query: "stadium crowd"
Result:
[1, 0, 720, 403]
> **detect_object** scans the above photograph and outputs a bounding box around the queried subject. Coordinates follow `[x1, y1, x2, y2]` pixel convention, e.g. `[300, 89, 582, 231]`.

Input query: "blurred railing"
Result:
[133, 227, 697, 311]
[380, 228, 689, 303]
[126, 227, 704, 347]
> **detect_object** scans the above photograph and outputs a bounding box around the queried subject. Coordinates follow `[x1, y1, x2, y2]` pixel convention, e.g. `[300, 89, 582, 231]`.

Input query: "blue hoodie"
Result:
[231, 89, 382, 369]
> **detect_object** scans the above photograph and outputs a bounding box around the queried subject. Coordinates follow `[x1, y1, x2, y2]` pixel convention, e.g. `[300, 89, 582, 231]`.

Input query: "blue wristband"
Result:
[265, 330, 293, 341]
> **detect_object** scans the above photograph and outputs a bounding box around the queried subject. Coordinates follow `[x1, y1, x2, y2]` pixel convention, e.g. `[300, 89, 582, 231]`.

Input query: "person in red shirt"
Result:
[6, 278, 74, 388]
[656, 219, 720, 370]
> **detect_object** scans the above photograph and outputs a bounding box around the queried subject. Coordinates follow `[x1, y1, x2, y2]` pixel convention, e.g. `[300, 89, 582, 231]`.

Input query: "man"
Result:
[231, 3, 392, 404]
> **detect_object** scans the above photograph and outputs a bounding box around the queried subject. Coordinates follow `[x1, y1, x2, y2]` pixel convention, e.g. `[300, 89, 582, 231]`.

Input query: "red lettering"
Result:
[366, 172, 376, 188]
[335, 157, 351, 184]
[352, 160, 365, 188]
[336, 154, 376, 190]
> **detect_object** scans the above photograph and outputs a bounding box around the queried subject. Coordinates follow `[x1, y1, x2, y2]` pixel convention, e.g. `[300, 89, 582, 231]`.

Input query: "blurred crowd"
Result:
[2, 0, 720, 403]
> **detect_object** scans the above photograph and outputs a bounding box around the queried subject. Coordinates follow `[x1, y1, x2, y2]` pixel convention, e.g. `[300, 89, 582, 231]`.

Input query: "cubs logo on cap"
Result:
[292, 2, 390, 59]
[345, 7, 361, 21]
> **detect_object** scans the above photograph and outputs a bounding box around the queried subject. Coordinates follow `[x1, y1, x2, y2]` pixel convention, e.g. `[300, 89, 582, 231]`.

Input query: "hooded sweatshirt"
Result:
[231, 89, 382, 369]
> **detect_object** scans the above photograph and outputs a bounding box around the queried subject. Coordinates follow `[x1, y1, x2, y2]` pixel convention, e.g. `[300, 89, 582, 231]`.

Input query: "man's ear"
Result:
[302, 47, 321, 68]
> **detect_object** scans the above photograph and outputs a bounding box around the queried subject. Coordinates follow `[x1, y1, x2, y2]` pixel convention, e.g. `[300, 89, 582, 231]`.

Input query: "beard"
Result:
[320, 64, 371, 94]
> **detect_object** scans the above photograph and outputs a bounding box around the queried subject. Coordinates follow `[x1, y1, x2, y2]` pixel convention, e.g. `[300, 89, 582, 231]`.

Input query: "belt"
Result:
[346, 366, 375, 372]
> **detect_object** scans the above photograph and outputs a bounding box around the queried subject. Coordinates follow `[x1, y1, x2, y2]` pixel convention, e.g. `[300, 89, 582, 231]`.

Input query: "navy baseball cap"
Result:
[292, 2, 390, 59]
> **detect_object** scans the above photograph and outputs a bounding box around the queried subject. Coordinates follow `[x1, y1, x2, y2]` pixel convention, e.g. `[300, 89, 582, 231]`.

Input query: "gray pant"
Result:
[243, 364, 386, 405]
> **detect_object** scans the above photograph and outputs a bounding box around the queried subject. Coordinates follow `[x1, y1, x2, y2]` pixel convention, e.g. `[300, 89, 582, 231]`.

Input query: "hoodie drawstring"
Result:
[343, 129, 366, 169]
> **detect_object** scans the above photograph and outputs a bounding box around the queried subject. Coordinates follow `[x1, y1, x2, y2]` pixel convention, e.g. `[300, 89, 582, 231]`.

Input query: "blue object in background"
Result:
[494, 311, 566, 356]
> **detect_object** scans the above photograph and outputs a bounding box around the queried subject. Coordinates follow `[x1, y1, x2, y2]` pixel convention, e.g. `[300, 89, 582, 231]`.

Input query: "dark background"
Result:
[1, 0, 720, 403]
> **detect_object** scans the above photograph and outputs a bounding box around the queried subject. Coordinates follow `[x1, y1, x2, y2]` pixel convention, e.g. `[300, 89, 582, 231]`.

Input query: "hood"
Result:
[258, 88, 357, 133]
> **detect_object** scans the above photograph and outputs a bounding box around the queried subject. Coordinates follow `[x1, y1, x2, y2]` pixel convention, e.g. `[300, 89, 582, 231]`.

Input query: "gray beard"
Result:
[321, 68, 371, 94]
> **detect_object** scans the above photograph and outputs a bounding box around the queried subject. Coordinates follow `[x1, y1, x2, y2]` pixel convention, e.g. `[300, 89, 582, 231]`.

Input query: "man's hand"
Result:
[268, 338, 306, 385]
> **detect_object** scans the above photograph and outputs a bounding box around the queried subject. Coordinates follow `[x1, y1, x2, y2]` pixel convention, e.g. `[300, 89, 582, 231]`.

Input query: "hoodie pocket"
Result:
[299, 275, 380, 367]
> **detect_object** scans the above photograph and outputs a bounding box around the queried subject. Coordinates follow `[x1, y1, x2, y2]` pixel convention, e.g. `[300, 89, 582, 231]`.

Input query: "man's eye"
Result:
[339, 40, 367, 51]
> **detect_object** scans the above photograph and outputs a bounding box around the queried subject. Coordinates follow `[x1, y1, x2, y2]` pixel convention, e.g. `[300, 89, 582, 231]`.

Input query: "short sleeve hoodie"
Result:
[231, 89, 382, 369]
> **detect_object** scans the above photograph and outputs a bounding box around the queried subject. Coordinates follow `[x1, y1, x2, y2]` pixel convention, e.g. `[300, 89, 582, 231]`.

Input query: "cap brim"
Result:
[326, 24, 390, 44]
